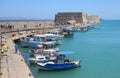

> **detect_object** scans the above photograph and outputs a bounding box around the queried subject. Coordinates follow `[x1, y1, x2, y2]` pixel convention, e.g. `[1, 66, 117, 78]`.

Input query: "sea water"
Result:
[19, 20, 120, 78]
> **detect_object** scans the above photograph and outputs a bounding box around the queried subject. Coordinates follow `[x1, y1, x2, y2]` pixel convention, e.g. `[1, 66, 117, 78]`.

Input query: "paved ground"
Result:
[0, 38, 34, 78]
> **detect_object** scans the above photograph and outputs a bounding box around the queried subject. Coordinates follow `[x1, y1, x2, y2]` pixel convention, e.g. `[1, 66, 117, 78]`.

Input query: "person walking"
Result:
[15, 43, 19, 53]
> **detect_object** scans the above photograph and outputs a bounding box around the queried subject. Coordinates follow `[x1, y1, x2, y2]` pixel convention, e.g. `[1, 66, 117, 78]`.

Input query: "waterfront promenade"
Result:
[0, 36, 34, 78]
[1, 35, 34, 78]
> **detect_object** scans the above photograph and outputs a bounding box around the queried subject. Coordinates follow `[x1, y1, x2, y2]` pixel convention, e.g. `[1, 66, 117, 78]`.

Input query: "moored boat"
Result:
[28, 54, 57, 64]
[37, 61, 80, 70]
[20, 34, 62, 47]
[29, 44, 59, 56]
[61, 29, 74, 37]
[37, 51, 81, 70]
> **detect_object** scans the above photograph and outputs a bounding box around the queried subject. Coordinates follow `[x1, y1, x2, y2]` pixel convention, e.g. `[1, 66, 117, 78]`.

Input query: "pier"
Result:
[0, 34, 34, 78]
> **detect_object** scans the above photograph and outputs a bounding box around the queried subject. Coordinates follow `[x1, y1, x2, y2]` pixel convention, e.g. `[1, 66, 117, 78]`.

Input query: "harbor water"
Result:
[19, 20, 120, 78]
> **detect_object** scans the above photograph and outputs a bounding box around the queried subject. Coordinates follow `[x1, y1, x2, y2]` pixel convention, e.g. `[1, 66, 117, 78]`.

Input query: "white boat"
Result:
[44, 48, 59, 53]
[28, 54, 57, 63]
[44, 32, 63, 45]
[29, 47, 59, 56]
[28, 55, 47, 63]
[20, 34, 61, 47]
[46, 31, 64, 40]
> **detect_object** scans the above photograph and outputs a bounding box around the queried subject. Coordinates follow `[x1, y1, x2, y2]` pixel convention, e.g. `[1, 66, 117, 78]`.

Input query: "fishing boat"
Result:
[28, 44, 58, 63]
[28, 54, 57, 64]
[20, 34, 62, 47]
[29, 44, 59, 56]
[28, 55, 48, 63]
[46, 31, 64, 40]
[37, 51, 81, 70]
[61, 29, 74, 37]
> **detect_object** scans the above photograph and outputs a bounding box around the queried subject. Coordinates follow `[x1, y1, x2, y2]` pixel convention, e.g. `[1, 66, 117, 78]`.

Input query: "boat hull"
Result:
[37, 61, 80, 70]
[20, 40, 43, 47]
[20, 40, 57, 47]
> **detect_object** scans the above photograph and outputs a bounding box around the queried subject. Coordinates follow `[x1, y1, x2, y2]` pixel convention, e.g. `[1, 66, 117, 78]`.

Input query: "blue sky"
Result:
[1, 0, 120, 20]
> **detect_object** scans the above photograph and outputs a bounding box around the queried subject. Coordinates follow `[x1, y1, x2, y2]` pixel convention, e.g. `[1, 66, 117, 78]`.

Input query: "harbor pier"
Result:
[0, 34, 34, 78]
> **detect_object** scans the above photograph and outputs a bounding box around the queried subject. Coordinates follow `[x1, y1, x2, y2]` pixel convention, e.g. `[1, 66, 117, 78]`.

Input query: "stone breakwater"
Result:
[0, 20, 97, 35]
[0, 21, 54, 30]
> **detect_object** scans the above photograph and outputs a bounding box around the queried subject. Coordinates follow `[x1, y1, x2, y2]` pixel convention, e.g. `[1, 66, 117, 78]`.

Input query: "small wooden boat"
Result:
[37, 51, 81, 70]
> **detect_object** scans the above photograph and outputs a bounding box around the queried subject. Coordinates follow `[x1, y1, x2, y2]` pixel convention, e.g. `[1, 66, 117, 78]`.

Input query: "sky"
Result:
[0, 0, 120, 20]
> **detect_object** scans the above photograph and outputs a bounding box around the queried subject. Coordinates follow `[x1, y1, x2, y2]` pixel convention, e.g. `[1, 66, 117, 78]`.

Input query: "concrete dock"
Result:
[0, 37, 34, 78]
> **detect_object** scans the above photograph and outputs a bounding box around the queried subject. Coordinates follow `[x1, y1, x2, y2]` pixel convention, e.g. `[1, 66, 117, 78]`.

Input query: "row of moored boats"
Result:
[20, 30, 81, 70]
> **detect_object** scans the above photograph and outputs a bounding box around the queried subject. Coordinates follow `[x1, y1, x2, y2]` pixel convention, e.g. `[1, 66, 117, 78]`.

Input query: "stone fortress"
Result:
[55, 12, 100, 25]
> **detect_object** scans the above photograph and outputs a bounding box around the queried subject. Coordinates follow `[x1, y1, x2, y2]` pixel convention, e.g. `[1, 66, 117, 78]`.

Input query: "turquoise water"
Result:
[19, 20, 120, 78]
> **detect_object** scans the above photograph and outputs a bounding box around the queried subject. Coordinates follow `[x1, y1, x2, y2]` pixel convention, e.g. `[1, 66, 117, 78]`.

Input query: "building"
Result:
[87, 15, 100, 24]
[54, 12, 88, 25]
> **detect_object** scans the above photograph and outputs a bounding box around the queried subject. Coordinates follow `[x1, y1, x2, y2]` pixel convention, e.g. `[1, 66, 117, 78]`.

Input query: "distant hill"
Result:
[0, 17, 30, 20]
[0, 17, 53, 21]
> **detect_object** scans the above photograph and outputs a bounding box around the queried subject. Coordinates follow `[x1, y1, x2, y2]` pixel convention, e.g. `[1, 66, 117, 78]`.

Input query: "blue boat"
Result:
[37, 51, 81, 70]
